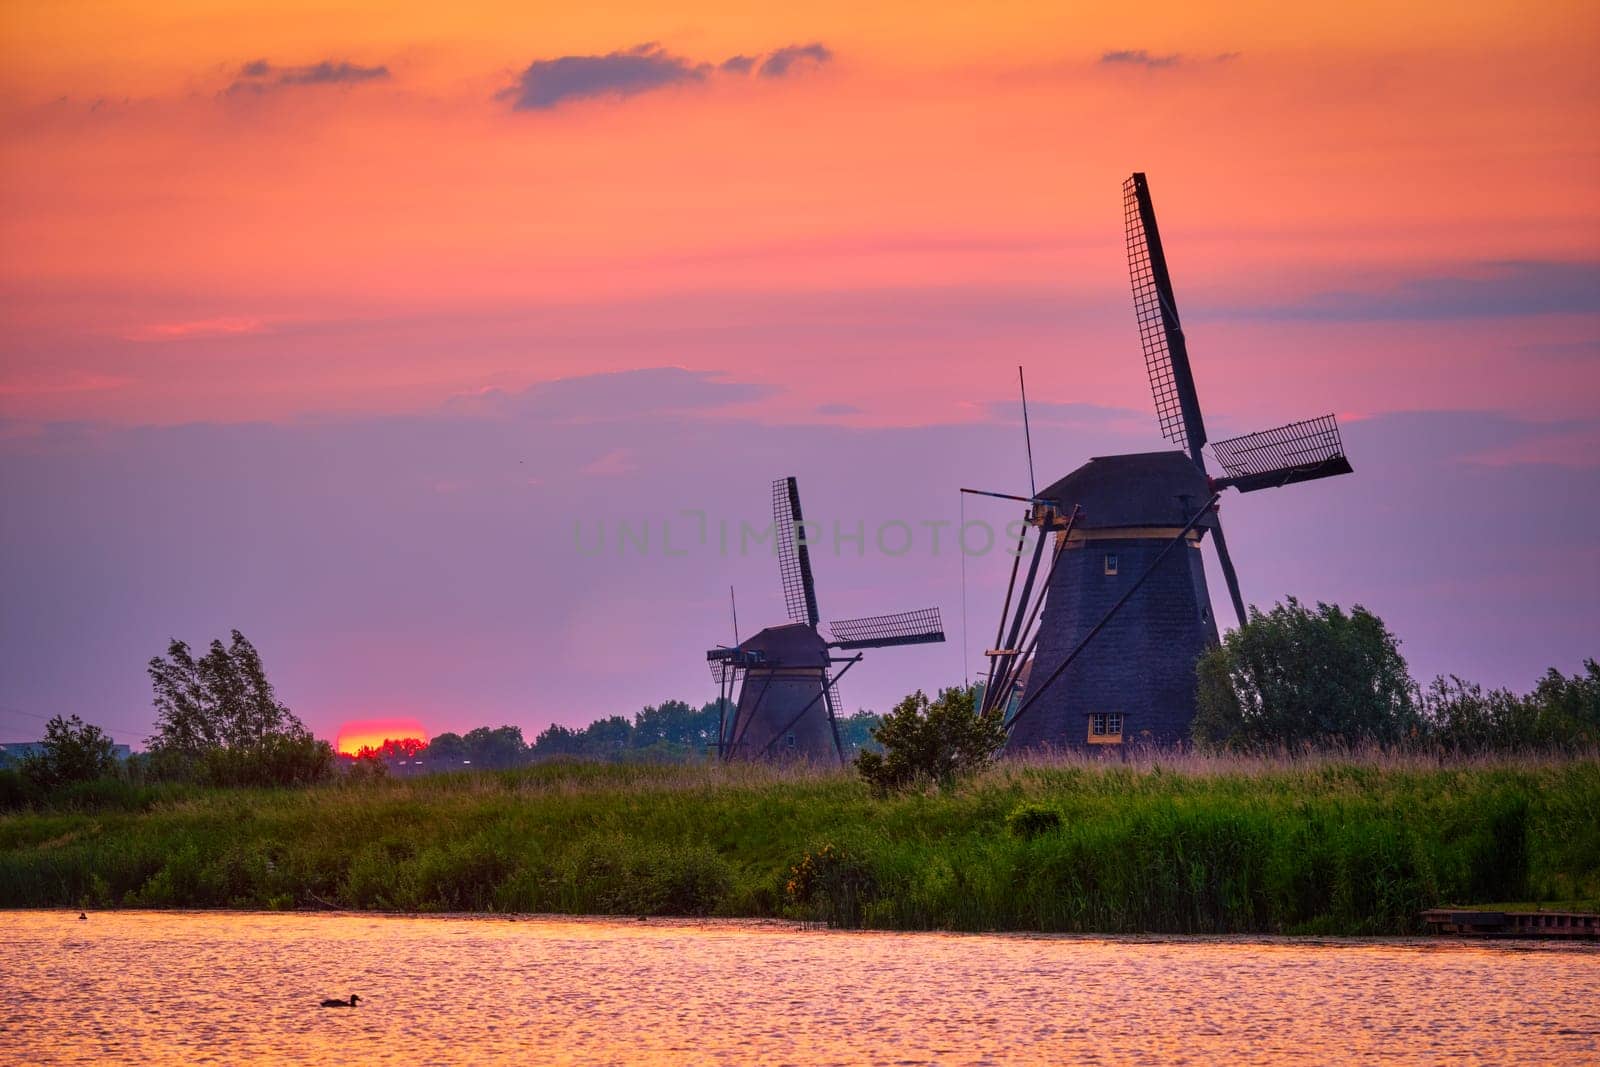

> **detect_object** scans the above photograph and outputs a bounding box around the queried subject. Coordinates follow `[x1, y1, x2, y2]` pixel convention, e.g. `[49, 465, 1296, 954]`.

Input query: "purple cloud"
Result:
[499, 43, 708, 111]
[1101, 49, 1182, 69]
[500, 41, 834, 111]
[1099, 50, 1238, 70]
[757, 43, 833, 78]
[454, 367, 779, 418]
[1216, 260, 1600, 322]
[229, 59, 390, 94]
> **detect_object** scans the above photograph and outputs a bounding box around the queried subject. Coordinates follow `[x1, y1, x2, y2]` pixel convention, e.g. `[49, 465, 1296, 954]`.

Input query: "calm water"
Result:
[2, 911, 1597, 1066]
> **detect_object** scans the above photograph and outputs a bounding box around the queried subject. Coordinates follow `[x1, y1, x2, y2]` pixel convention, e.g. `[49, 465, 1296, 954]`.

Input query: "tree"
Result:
[1526, 659, 1600, 748]
[148, 630, 302, 753]
[462, 725, 526, 769]
[855, 687, 1006, 794]
[581, 716, 634, 752]
[145, 630, 331, 785]
[426, 732, 470, 765]
[1194, 598, 1418, 750]
[22, 715, 117, 791]
[527, 725, 582, 758]
[353, 738, 427, 762]
[1419, 676, 1538, 753]
[1422, 660, 1600, 753]
[837, 711, 883, 756]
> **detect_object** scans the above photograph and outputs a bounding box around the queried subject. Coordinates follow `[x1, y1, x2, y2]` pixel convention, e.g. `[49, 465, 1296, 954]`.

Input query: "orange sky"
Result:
[2, 0, 1596, 427]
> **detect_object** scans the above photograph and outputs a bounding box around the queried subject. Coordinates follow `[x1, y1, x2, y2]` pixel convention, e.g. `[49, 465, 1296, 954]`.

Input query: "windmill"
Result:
[708, 477, 945, 764]
[984, 172, 1354, 751]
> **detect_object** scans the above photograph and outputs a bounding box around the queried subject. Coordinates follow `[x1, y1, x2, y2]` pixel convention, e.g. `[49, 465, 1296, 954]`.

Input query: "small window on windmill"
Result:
[1087, 712, 1124, 745]
[785, 733, 797, 749]
[1104, 553, 1119, 576]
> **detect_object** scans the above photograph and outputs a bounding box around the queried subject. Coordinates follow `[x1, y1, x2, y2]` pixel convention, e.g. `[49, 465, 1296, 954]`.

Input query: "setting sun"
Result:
[335, 718, 427, 756]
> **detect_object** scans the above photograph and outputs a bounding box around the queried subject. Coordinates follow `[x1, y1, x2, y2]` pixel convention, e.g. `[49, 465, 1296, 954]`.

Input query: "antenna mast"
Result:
[1019, 365, 1037, 497]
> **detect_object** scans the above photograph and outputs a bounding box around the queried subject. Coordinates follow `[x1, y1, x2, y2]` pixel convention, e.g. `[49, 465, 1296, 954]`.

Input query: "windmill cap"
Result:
[737, 622, 829, 664]
[1037, 451, 1217, 530]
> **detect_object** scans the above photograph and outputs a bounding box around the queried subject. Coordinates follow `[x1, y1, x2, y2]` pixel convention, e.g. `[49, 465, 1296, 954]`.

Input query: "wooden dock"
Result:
[1421, 909, 1599, 940]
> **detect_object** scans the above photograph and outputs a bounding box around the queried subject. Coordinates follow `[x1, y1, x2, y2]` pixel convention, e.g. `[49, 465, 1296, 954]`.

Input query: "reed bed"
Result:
[2, 753, 1595, 935]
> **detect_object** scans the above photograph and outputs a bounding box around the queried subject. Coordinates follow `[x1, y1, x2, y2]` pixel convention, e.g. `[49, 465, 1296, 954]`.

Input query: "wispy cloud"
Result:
[757, 43, 832, 79]
[579, 447, 638, 476]
[1101, 49, 1181, 69]
[448, 367, 779, 419]
[986, 400, 1143, 427]
[1515, 339, 1599, 362]
[0, 373, 132, 398]
[122, 316, 268, 342]
[500, 41, 833, 111]
[1099, 49, 1239, 69]
[1463, 420, 1600, 469]
[228, 59, 390, 94]
[1226, 261, 1600, 322]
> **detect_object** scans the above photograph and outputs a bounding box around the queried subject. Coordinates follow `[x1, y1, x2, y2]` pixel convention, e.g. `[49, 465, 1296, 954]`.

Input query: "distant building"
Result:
[0, 742, 48, 768]
[0, 740, 133, 768]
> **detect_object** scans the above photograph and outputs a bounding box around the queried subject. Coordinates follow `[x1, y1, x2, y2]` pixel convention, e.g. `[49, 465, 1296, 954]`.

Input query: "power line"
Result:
[0, 705, 150, 739]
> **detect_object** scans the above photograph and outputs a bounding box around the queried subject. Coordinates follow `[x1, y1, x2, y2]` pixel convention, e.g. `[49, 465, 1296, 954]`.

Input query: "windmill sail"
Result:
[1124, 172, 1207, 466]
[1210, 415, 1353, 493]
[821, 668, 846, 760]
[773, 477, 819, 627]
[828, 608, 944, 650]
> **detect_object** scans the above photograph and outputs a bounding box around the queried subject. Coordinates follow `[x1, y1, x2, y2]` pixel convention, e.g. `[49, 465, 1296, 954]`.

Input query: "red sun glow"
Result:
[336, 718, 428, 756]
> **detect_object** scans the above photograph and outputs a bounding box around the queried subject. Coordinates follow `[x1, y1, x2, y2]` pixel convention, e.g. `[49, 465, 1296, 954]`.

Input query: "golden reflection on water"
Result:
[2, 911, 1596, 1066]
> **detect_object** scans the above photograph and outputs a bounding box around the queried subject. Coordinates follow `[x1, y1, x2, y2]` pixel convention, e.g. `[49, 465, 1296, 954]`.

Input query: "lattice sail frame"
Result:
[773, 477, 819, 628]
[707, 658, 743, 687]
[1210, 414, 1352, 492]
[828, 607, 945, 650]
[1124, 173, 1206, 461]
[822, 669, 846, 732]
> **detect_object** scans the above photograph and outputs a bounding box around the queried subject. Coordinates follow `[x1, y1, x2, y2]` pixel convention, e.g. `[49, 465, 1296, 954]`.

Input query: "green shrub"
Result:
[20, 715, 118, 792]
[785, 844, 877, 927]
[412, 836, 516, 911]
[856, 687, 1005, 795]
[0, 769, 31, 811]
[555, 835, 732, 916]
[198, 732, 335, 788]
[1006, 803, 1062, 840]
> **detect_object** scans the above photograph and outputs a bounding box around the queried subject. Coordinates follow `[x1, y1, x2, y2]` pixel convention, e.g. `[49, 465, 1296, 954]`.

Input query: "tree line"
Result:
[352, 701, 884, 771]
[1192, 598, 1600, 753]
[854, 598, 1596, 793]
[4, 605, 1594, 808]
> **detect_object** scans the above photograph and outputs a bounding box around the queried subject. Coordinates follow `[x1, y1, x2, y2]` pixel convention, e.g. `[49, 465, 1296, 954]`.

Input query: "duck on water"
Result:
[320, 995, 360, 1008]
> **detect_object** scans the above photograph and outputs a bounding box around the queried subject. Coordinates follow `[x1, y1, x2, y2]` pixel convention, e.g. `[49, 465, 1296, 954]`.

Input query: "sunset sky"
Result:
[1, 1, 1596, 745]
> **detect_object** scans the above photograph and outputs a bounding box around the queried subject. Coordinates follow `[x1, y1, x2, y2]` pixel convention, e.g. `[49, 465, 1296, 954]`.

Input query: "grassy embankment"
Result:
[2, 753, 1597, 935]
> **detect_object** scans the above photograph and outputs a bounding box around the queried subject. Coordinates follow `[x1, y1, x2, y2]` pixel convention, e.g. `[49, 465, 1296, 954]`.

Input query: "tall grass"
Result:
[1, 754, 1595, 934]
